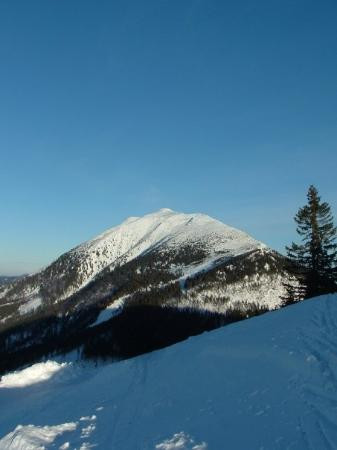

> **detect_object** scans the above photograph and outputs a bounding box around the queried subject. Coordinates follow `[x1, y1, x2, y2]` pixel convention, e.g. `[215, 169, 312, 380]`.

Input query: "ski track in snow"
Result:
[103, 355, 150, 448]
[1, 295, 337, 449]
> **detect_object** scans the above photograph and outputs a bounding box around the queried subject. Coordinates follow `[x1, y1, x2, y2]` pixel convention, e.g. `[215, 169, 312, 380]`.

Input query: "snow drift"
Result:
[0, 361, 69, 388]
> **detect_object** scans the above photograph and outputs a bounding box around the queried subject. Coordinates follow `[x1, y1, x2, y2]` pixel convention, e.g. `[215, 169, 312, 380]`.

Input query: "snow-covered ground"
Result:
[18, 296, 42, 315]
[1, 294, 337, 449]
[89, 297, 127, 328]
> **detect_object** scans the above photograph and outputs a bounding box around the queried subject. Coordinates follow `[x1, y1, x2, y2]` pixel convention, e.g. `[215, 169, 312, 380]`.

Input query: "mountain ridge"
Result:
[0, 208, 296, 373]
[0, 208, 266, 318]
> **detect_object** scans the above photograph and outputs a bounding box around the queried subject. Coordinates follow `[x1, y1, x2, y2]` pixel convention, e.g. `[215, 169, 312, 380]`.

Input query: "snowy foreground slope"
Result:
[1, 294, 337, 449]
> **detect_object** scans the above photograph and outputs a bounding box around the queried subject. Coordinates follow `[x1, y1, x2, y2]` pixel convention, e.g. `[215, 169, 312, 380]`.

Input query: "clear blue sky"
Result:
[1, 0, 337, 275]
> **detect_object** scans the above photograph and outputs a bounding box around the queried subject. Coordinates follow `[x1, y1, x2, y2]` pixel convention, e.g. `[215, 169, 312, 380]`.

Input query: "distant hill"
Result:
[0, 276, 24, 286]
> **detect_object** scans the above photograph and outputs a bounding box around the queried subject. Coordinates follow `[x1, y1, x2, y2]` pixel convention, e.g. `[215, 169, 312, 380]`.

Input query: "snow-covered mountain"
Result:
[0, 208, 265, 312]
[0, 209, 296, 372]
[1, 294, 336, 449]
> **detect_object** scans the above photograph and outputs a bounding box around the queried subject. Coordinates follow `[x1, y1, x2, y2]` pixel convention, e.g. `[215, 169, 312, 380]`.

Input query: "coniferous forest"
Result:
[283, 185, 337, 304]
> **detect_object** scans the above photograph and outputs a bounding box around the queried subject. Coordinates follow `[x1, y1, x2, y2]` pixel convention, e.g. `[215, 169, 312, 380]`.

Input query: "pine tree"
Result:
[284, 185, 337, 303]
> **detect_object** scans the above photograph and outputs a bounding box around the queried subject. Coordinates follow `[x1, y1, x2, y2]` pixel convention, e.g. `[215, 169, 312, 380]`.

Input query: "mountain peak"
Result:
[158, 208, 174, 213]
[71, 208, 265, 292]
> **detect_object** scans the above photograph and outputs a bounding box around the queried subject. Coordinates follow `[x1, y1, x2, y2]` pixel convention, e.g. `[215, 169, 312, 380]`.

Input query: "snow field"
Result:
[2, 294, 337, 449]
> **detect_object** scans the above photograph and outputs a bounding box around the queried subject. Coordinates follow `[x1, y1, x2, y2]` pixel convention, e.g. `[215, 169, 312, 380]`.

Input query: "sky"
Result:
[1, 0, 337, 275]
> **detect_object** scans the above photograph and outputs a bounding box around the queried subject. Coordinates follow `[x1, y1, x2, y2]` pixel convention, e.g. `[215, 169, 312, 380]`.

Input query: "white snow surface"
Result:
[176, 272, 290, 313]
[81, 208, 262, 257]
[2, 294, 337, 449]
[89, 297, 126, 327]
[155, 432, 207, 449]
[0, 361, 69, 388]
[18, 296, 42, 315]
[0, 423, 77, 450]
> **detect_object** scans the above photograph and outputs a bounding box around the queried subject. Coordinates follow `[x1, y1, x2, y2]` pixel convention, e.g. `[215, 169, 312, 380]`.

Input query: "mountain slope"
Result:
[0, 209, 264, 319]
[0, 209, 296, 372]
[1, 294, 336, 449]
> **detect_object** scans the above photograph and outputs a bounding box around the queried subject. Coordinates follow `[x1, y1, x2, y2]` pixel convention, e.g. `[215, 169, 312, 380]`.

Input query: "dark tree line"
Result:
[284, 185, 337, 304]
[82, 303, 268, 362]
[0, 302, 268, 374]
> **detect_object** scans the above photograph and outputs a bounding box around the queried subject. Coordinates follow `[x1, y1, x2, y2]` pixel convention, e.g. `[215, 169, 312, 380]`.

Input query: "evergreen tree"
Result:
[284, 185, 337, 303]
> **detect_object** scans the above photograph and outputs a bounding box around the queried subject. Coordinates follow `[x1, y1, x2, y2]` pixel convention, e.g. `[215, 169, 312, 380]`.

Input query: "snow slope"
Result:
[71, 208, 265, 287]
[80, 208, 263, 257]
[1, 294, 337, 449]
